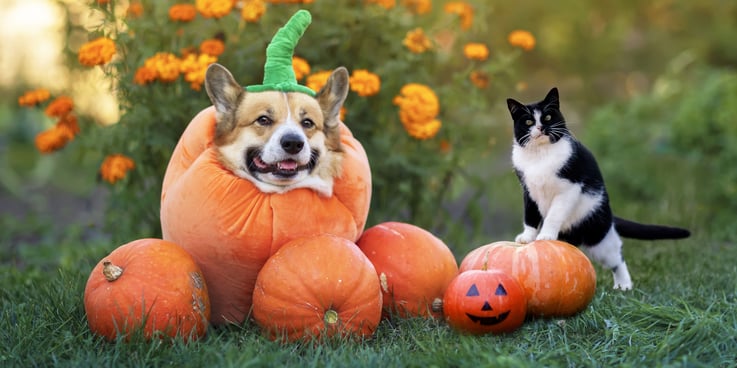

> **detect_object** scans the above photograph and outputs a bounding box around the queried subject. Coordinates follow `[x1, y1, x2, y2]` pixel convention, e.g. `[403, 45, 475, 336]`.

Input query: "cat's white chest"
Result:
[512, 139, 575, 215]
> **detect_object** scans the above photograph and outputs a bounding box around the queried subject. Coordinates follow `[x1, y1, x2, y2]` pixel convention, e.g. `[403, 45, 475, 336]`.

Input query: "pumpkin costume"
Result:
[160, 10, 372, 324]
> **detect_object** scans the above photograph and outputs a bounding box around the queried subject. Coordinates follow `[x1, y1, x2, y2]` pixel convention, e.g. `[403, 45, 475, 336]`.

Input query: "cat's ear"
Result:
[544, 87, 559, 108]
[507, 98, 526, 117]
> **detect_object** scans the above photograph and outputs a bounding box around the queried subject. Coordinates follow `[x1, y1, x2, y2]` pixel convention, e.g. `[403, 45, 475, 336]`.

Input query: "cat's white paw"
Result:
[515, 233, 535, 243]
[515, 226, 538, 243]
[612, 262, 633, 290]
[535, 232, 558, 241]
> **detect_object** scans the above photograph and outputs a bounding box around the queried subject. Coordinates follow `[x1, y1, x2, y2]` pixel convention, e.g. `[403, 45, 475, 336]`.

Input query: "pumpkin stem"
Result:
[102, 261, 123, 282]
[482, 250, 490, 271]
[431, 297, 443, 314]
[323, 309, 339, 326]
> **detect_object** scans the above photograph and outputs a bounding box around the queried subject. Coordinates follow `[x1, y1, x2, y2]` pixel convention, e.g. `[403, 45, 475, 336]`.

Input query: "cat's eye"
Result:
[544, 115, 552, 121]
[525, 119, 534, 126]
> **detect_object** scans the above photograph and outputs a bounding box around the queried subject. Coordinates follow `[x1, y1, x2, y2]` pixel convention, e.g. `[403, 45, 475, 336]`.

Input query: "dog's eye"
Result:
[525, 119, 534, 126]
[256, 116, 272, 126]
[301, 118, 315, 129]
[544, 115, 552, 121]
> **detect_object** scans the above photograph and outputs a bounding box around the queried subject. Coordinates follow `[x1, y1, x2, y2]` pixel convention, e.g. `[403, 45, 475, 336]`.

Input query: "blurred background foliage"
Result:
[1, 0, 736, 267]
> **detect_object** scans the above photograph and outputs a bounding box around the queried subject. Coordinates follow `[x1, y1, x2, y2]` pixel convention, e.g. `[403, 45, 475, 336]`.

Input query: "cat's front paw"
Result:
[535, 232, 558, 241]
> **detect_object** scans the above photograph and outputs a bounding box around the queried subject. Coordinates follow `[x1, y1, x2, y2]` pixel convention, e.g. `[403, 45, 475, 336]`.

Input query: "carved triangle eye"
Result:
[495, 284, 508, 296]
[466, 284, 480, 297]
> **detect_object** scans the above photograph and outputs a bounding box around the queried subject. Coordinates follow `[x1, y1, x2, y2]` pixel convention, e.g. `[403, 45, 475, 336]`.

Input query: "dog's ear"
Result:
[316, 67, 349, 128]
[205, 63, 244, 137]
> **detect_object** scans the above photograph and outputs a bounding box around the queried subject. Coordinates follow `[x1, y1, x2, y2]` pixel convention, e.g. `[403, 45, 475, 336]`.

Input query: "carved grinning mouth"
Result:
[465, 311, 510, 326]
[246, 148, 319, 178]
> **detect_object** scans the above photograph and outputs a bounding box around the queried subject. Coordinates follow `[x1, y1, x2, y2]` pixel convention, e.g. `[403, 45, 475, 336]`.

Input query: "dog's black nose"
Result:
[280, 134, 304, 154]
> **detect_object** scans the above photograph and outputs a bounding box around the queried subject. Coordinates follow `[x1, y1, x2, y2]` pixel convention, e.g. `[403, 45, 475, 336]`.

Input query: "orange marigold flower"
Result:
[133, 65, 157, 85]
[444, 1, 473, 30]
[200, 39, 225, 57]
[196, 0, 233, 19]
[365, 0, 396, 9]
[439, 139, 451, 153]
[34, 125, 72, 154]
[180, 53, 218, 91]
[57, 113, 80, 137]
[306, 70, 333, 92]
[403, 28, 432, 54]
[44, 96, 74, 118]
[508, 30, 536, 51]
[402, 0, 432, 14]
[143, 52, 181, 82]
[127, 2, 144, 18]
[349, 69, 381, 97]
[99, 154, 136, 184]
[469, 70, 489, 89]
[403, 119, 441, 140]
[463, 43, 489, 61]
[169, 4, 197, 22]
[78, 37, 116, 66]
[292, 56, 311, 81]
[18, 89, 51, 107]
[393, 83, 441, 140]
[241, 0, 266, 22]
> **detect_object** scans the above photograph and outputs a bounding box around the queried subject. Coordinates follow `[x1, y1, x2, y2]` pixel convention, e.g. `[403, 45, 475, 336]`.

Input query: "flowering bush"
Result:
[19, 1, 536, 242]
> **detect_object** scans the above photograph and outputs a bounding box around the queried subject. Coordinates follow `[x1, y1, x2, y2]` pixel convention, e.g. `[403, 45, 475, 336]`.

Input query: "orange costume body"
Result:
[160, 106, 371, 324]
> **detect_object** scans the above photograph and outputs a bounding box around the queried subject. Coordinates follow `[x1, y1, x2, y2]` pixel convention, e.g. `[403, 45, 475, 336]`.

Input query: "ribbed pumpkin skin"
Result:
[252, 234, 382, 342]
[356, 222, 459, 318]
[459, 240, 596, 317]
[83, 238, 210, 341]
[443, 270, 527, 335]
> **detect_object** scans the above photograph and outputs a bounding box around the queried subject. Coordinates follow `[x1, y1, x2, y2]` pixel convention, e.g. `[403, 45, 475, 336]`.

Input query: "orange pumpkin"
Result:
[356, 222, 459, 318]
[160, 107, 371, 324]
[459, 240, 596, 317]
[83, 238, 210, 341]
[252, 234, 382, 342]
[443, 270, 527, 334]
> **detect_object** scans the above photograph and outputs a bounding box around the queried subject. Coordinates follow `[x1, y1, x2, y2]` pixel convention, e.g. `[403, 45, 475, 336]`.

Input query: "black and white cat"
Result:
[506, 87, 690, 290]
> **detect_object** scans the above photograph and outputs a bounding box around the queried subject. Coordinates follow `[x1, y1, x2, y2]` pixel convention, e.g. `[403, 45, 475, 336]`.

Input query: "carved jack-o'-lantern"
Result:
[442, 270, 526, 335]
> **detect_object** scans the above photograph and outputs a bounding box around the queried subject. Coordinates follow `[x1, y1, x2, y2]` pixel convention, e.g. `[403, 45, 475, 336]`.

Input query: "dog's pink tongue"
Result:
[277, 160, 298, 170]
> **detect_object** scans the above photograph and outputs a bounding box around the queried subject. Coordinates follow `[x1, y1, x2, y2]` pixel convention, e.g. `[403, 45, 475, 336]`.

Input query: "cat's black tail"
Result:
[614, 217, 691, 240]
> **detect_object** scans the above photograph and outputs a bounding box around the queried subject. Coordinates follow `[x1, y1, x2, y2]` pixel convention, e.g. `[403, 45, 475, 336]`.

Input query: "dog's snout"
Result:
[280, 133, 305, 154]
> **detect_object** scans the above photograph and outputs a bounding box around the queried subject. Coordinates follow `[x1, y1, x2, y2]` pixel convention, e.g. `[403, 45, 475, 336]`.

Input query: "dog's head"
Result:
[204, 63, 349, 197]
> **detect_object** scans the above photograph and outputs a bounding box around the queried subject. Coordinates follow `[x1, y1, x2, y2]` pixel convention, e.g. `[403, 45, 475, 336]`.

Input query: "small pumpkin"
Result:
[83, 238, 210, 341]
[356, 222, 459, 318]
[252, 234, 382, 342]
[443, 270, 527, 334]
[459, 240, 596, 317]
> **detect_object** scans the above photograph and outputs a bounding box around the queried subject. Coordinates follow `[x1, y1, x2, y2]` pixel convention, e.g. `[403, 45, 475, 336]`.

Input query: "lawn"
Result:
[2, 212, 735, 367]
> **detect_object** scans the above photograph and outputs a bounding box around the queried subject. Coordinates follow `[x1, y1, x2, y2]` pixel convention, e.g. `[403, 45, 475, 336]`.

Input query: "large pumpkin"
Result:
[356, 222, 459, 318]
[252, 234, 382, 342]
[443, 270, 527, 335]
[160, 107, 371, 324]
[83, 238, 210, 341]
[459, 240, 596, 317]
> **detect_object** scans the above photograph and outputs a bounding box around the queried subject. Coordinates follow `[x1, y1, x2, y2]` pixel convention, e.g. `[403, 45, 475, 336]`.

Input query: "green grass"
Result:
[2, 219, 735, 367]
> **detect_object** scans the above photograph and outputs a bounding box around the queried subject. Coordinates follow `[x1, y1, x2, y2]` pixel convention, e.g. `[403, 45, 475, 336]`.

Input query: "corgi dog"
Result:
[204, 63, 349, 197]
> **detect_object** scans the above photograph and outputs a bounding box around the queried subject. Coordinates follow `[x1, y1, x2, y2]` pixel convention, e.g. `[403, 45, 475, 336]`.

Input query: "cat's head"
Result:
[506, 87, 569, 147]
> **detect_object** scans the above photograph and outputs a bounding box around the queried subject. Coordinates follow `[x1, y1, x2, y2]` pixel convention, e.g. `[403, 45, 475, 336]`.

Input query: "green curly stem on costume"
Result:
[245, 9, 316, 96]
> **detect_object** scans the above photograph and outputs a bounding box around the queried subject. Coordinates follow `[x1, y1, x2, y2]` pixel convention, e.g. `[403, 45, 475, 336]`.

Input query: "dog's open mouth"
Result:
[246, 149, 318, 178]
